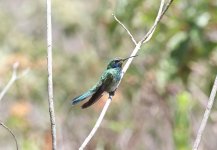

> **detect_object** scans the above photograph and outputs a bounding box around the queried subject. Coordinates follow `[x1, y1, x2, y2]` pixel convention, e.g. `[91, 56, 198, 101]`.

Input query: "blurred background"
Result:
[0, 0, 217, 150]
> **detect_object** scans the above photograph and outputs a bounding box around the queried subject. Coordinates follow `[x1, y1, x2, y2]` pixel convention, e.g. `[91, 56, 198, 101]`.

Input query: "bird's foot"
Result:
[109, 89, 117, 96]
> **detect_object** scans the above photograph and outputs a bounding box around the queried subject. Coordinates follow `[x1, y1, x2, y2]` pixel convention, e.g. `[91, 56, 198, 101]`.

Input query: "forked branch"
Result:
[79, 0, 174, 149]
[0, 62, 29, 102]
[0, 62, 28, 150]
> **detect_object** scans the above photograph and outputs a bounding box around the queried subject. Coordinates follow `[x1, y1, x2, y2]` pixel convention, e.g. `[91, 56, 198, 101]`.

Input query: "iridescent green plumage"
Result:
[71, 55, 137, 109]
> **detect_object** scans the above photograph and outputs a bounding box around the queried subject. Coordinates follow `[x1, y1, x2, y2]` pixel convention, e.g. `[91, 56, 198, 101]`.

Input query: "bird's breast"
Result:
[106, 68, 121, 92]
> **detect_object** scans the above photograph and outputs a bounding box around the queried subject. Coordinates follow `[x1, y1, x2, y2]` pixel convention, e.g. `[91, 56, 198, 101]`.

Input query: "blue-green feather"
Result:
[71, 88, 95, 105]
[71, 57, 125, 108]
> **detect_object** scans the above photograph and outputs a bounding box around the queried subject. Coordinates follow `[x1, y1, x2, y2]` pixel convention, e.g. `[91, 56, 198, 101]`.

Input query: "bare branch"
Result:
[112, 14, 137, 45]
[0, 62, 18, 102]
[140, 0, 165, 43]
[79, 0, 174, 149]
[79, 97, 112, 150]
[193, 75, 217, 150]
[0, 121, 19, 150]
[46, 0, 57, 149]
[0, 62, 29, 102]
[0, 62, 28, 150]
[141, 0, 174, 43]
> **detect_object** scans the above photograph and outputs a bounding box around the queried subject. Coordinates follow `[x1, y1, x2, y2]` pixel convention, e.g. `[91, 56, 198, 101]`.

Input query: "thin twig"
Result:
[192, 75, 217, 150]
[0, 122, 19, 150]
[0, 62, 18, 102]
[112, 14, 137, 45]
[46, 0, 57, 149]
[0, 62, 29, 102]
[79, 0, 174, 149]
[140, 0, 166, 43]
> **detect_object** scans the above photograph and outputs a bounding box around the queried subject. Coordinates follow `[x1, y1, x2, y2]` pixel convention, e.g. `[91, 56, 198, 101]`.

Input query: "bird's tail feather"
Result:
[81, 84, 105, 109]
[71, 90, 95, 105]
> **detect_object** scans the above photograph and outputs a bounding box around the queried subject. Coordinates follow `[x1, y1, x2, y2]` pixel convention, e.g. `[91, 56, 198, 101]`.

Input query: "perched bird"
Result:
[71, 55, 137, 109]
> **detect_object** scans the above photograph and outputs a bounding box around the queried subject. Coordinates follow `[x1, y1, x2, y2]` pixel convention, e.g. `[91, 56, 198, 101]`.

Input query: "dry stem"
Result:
[192, 76, 217, 150]
[46, 0, 57, 149]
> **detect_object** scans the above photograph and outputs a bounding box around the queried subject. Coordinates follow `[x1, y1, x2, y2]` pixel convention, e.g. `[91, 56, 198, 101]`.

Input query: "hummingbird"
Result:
[71, 55, 137, 109]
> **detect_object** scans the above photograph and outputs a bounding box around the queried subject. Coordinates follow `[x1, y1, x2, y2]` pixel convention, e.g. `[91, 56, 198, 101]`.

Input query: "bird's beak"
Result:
[121, 55, 138, 62]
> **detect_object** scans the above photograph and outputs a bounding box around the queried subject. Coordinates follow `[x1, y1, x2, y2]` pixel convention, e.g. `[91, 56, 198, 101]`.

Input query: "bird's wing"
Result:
[81, 71, 113, 109]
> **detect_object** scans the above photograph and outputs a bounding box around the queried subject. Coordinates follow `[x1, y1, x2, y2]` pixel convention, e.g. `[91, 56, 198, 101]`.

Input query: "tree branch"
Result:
[112, 14, 137, 45]
[79, 0, 174, 149]
[0, 121, 19, 150]
[141, 0, 166, 43]
[0, 62, 28, 150]
[79, 96, 112, 150]
[0, 62, 29, 102]
[192, 75, 217, 150]
[46, 0, 57, 149]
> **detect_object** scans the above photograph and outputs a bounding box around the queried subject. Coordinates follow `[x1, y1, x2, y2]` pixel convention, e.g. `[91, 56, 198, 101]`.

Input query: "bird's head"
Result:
[107, 55, 138, 69]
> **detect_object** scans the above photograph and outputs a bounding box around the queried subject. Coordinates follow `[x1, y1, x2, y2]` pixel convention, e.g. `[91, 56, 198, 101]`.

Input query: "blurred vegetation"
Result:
[0, 0, 217, 150]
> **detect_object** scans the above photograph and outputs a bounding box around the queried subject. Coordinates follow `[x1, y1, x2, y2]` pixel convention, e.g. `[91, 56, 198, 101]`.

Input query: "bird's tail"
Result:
[71, 90, 95, 105]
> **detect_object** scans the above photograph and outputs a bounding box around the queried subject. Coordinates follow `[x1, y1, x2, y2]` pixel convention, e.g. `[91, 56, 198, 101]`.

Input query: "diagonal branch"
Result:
[112, 14, 137, 45]
[140, 0, 166, 43]
[0, 122, 19, 150]
[79, 0, 174, 149]
[79, 96, 112, 150]
[0, 62, 29, 102]
[192, 75, 217, 150]
[0, 62, 19, 102]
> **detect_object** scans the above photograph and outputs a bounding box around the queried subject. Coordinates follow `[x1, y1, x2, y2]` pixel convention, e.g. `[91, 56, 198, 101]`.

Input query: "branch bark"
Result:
[192, 75, 217, 150]
[46, 0, 57, 149]
[79, 0, 174, 149]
